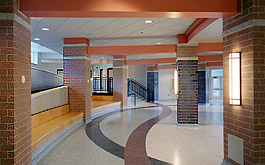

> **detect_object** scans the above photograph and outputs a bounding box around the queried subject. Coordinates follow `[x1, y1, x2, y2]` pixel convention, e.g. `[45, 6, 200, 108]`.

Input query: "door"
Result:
[211, 76, 223, 100]
[107, 68, 113, 77]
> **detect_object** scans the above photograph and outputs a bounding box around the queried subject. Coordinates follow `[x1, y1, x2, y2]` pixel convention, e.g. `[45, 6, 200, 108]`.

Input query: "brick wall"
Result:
[63, 45, 91, 121]
[0, 0, 32, 164]
[223, 0, 265, 164]
[177, 46, 198, 124]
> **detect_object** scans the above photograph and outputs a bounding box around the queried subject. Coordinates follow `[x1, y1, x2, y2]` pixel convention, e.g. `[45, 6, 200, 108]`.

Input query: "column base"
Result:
[176, 123, 199, 127]
[222, 159, 232, 165]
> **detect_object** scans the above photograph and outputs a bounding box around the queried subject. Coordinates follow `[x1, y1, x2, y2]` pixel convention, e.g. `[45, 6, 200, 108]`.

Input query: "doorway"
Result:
[210, 69, 223, 101]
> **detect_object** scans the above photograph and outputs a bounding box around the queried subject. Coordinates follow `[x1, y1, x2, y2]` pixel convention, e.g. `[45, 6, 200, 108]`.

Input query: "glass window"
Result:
[213, 77, 221, 88]
[211, 69, 223, 77]
[31, 52, 38, 65]
[213, 90, 220, 97]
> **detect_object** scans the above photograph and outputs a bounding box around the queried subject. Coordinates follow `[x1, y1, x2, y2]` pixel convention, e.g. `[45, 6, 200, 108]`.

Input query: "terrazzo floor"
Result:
[37, 100, 223, 165]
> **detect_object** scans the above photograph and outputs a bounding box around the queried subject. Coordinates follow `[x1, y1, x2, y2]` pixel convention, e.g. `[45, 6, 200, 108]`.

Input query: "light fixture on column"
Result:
[229, 52, 241, 105]
[174, 70, 179, 95]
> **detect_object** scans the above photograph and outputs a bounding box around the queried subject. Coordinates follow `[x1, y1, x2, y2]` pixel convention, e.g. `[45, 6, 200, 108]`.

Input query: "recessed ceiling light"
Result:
[42, 27, 50, 31]
[157, 42, 162, 45]
[34, 38, 40, 41]
[145, 20, 153, 24]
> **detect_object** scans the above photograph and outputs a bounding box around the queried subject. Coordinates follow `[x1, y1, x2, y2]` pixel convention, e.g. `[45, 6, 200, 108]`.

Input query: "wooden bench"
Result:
[31, 105, 83, 153]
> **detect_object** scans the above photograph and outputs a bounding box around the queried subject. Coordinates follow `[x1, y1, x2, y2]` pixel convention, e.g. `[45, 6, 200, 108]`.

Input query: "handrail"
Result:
[128, 78, 150, 103]
[93, 77, 113, 95]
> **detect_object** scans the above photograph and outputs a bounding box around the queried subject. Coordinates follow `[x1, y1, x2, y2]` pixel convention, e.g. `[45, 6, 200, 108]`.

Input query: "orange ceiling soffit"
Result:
[198, 55, 223, 62]
[198, 43, 223, 52]
[178, 18, 218, 43]
[20, 0, 240, 18]
[157, 64, 176, 70]
[88, 45, 177, 55]
[125, 58, 176, 65]
[207, 61, 223, 67]
[64, 38, 90, 45]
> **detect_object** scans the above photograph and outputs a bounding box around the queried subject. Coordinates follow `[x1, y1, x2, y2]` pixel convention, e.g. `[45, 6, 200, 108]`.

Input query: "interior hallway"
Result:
[37, 100, 223, 165]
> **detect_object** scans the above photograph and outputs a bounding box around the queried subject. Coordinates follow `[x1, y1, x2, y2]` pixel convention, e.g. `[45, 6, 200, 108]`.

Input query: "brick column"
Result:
[223, 0, 265, 164]
[177, 45, 198, 124]
[113, 56, 128, 108]
[198, 63, 207, 104]
[63, 38, 91, 122]
[147, 65, 159, 102]
[0, 1, 32, 164]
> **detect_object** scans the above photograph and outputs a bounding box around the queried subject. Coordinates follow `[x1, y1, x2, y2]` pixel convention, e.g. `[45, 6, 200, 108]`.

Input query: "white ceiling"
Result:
[31, 17, 223, 63]
[31, 17, 196, 53]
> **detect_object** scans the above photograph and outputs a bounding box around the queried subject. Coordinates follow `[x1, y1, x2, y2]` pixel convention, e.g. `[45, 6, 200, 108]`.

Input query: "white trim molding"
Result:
[63, 56, 90, 60]
[177, 57, 199, 61]
[63, 44, 89, 47]
[223, 19, 265, 37]
[113, 66, 127, 69]
[0, 13, 31, 31]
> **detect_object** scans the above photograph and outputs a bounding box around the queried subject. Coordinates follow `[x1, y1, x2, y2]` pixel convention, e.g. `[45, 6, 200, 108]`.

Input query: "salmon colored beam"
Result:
[87, 45, 177, 55]
[198, 55, 223, 62]
[157, 64, 176, 70]
[126, 55, 222, 65]
[207, 62, 223, 67]
[178, 18, 218, 43]
[87, 43, 223, 56]
[198, 43, 223, 52]
[125, 58, 176, 65]
[20, 0, 240, 18]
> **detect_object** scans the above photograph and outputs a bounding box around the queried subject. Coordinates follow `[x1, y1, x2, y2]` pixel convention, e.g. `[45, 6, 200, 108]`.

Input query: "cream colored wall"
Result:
[41, 62, 63, 74]
[158, 69, 176, 100]
[128, 65, 147, 86]
[92, 63, 112, 77]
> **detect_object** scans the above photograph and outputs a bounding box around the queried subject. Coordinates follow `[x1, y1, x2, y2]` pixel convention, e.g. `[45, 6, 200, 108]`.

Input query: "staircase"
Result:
[128, 78, 150, 106]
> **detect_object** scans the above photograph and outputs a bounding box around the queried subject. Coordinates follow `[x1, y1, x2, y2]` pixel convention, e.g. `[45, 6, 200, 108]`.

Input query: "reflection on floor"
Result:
[91, 95, 119, 113]
[37, 100, 223, 165]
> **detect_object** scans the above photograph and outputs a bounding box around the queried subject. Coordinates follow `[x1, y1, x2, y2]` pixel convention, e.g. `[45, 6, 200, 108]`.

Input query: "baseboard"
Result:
[177, 123, 199, 127]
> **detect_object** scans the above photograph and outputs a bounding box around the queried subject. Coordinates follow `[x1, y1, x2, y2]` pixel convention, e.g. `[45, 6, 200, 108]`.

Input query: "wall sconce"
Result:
[174, 70, 179, 95]
[229, 52, 241, 105]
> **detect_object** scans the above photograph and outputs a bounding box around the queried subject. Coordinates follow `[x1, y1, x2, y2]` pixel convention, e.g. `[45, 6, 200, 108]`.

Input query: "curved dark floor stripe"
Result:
[85, 105, 172, 165]
[124, 103, 172, 165]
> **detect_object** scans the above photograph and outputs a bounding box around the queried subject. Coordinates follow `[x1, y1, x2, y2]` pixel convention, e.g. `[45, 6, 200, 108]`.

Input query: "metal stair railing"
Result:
[128, 78, 150, 105]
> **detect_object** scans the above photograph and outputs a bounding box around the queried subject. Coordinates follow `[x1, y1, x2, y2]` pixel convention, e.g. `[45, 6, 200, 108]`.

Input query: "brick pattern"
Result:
[113, 57, 128, 107]
[223, 0, 265, 32]
[177, 46, 198, 57]
[0, 1, 31, 164]
[0, 0, 30, 24]
[63, 46, 91, 121]
[0, 15, 31, 165]
[177, 60, 198, 124]
[223, 0, 265, 164]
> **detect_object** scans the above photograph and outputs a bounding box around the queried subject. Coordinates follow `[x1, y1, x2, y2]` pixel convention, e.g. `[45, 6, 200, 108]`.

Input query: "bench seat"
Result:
[31, 110, 83, 152]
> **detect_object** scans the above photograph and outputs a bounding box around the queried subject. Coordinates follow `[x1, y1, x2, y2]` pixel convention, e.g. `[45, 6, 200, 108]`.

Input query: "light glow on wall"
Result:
[229, 53, 241, 105]
[174, 70, 178, 95]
